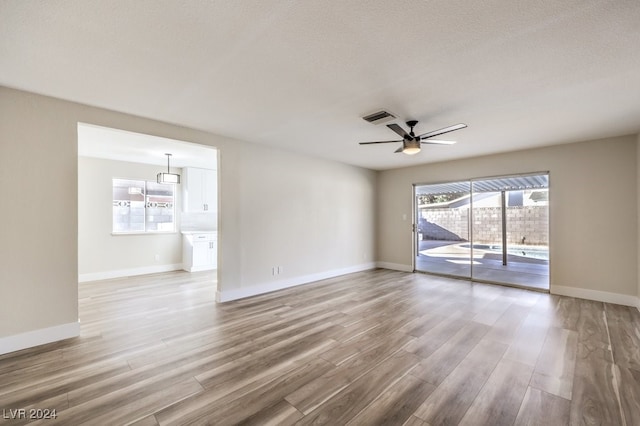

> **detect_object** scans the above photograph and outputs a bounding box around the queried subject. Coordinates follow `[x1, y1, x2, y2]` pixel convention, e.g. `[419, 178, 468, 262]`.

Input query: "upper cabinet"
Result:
[182, 167, 217, 212]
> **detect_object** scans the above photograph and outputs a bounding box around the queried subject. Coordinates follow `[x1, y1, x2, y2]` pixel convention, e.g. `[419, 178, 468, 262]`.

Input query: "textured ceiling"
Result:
[2, 1, 640, 170]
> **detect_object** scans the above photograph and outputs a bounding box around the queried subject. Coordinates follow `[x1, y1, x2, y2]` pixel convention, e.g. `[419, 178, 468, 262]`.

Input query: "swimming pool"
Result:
[461, 243, 549, 260]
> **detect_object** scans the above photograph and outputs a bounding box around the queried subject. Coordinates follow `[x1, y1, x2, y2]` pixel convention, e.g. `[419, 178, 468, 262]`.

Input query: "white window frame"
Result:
[112, 178, 176, 234]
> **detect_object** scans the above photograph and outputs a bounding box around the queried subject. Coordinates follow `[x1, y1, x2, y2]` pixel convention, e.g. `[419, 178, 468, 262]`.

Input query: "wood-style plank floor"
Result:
[1, 269, 639, 425]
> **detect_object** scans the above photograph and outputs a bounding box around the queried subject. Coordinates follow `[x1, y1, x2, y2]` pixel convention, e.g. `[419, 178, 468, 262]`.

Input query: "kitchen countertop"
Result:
[181, 230, 217, 235]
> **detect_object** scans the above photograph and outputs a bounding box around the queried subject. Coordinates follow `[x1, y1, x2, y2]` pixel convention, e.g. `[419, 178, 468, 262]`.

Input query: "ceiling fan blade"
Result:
[418, 123, 467, 140]
[421, 139, 457, 145]
[386, 123, 410, 139]
[359, 140, 403, 145]
[394, 146, 404, 153]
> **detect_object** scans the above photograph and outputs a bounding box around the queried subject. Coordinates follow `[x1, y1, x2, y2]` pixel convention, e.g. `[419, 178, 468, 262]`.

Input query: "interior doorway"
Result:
[414, 173, 549, 291]
[77, 123, 219, 289]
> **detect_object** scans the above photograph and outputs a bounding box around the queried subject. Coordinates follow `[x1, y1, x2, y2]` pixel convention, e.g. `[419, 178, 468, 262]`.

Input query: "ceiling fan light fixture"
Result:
[358, 120, 465, 156]
[403, 147, 421, 155]
[402, 140, 421, 155]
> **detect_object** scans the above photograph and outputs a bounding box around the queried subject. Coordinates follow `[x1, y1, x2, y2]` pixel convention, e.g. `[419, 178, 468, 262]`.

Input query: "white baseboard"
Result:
[551, 285, 639, 308]
[79, 263, 183, 282]
[184, 265, 216, 273]
[0, 322, 80, 355]
[216, 262, 376, 303]
[375, 261, 413, 272]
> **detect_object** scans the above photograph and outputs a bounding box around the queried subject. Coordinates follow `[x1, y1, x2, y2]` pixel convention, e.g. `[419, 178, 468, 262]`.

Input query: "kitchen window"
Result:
[112, 178, 176, 233]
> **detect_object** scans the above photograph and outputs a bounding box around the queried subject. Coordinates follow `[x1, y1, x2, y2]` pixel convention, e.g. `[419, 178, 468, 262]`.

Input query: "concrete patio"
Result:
[415, 240, 549, 291]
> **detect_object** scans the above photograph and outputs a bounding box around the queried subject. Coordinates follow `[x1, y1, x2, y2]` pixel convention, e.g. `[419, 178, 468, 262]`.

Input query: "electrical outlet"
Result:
[272, 267, 276, 276]
[278, 266, 283, 274]
[154, 254, 160, 262]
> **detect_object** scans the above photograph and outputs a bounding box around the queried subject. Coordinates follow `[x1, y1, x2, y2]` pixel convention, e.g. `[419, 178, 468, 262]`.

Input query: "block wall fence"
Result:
[420, 205, 548, 245]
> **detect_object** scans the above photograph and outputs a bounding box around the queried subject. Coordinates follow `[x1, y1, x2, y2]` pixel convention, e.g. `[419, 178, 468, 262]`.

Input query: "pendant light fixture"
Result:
[157, 153, 180, 184]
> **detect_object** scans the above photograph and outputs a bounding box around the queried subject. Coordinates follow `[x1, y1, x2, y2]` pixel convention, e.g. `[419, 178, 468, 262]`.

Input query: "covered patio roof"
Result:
[415, 174, 549, 195]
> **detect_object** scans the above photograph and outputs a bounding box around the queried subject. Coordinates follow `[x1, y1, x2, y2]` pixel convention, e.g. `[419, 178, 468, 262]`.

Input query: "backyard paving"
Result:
[416, 240, 549, 290]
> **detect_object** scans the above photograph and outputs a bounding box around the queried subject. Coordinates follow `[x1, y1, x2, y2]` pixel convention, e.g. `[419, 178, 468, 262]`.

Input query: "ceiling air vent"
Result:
[362, 110, 396, 125]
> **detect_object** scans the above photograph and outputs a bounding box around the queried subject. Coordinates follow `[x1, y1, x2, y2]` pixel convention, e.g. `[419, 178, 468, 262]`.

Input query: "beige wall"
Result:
[0, 89, 79, 338]
[78, 157, 183, 277]
[377, 136, 638, 298]
[236, 144, 377, 284]
[0, 87, 377, 339]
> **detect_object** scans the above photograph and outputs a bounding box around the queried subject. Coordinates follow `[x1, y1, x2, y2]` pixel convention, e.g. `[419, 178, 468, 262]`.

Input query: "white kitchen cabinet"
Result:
[182, 167, 217, 213]
[183, 232, 217, 272]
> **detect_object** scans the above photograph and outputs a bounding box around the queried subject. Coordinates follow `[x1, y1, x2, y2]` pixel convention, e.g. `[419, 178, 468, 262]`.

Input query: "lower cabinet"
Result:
[183, 233, 217, 272]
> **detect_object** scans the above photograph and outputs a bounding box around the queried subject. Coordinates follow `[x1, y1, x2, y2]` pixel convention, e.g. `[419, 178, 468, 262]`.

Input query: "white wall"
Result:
[378, 136, 639, 305]
[78, 157, 183, 281]
[0, 87, 377, 353]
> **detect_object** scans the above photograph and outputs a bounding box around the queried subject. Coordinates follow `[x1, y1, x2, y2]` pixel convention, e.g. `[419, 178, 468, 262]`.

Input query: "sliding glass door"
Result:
[470, 175, 549, 289]
[415, 181, 472, 279]
[414, 173, 549, 290]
